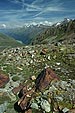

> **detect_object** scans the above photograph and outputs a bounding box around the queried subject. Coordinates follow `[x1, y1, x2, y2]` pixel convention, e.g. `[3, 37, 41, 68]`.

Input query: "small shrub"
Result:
[12, 76, 20, 82]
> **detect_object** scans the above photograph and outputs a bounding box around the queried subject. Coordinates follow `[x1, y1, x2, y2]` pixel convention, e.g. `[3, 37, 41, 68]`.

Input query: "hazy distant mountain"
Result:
[0, 24, 49, 44]
[0, 18, 75, 46]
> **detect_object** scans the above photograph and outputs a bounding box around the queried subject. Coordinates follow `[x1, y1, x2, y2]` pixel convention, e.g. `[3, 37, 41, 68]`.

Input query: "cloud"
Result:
[32, 0, 64, 17]
[26, 7, 41, 12]
[33, 16, 45, 20]
[1, 24, 7, 28]
[0, 0, 75, 27]
[0, 10, 29, 25]
[8, 0, 72, 18]
[9, 0, 42, 11]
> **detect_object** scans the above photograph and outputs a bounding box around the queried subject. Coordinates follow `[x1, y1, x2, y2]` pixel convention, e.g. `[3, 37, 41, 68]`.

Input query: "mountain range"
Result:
[0, 18, 75, 47]
[0, 24, 48, 44]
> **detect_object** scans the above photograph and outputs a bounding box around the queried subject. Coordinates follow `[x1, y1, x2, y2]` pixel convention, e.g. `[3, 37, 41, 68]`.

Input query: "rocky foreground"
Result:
[13, 67, 75, 113]
[0, 43, 75, 113]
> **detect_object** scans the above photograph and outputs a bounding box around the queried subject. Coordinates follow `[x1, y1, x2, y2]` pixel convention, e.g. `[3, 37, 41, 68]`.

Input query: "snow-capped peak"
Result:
[55, 22, 61, 26]
[24, 21, 52, 28]
[2, 24, 6, 28]
[0, 24, 7, 29]
[62, 18, 70, 24]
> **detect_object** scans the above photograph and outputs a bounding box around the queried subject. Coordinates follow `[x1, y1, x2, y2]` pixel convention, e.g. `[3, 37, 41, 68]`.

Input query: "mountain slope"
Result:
[0, 33, 24, 51]
[32, 19, 75, 45]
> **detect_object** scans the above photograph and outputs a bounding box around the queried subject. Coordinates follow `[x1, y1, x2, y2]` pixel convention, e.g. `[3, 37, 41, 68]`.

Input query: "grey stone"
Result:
[40, 99, 51, 112]
[31, 103, 39, 110]
[0, 102, 8, 113]
[62, 107, 69, 113]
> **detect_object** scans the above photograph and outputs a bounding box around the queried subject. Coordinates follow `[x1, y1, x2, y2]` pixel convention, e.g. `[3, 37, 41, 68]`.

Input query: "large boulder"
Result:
[14, 67, 59, 112]
[35, 67, 59, 91]
[0, 72, 9, 88]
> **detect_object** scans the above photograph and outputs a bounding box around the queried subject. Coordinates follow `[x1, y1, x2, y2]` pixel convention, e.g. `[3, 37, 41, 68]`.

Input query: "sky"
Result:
[0, 0, 75, 27]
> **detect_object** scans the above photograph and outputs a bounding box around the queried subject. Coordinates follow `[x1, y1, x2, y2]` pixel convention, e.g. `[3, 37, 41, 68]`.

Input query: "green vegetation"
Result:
[0, 33, 24, 51]
[12, 76, 20, 82]
[0, 95, 10, 104]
